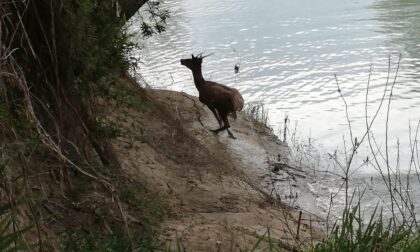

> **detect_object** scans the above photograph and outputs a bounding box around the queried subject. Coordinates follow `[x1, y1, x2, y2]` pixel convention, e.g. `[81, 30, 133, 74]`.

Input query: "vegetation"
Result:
[243, 101, 270, 130]
[313, 203, 420, 252]
[305, 57, 420, 252]
[0, 0, 168, 250]
[1, 0, 419, 251]
[0, 200, 33, 251]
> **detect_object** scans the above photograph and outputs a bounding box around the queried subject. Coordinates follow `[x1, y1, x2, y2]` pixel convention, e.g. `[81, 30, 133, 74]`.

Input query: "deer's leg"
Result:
[226, 129, 236, 139]
[210, 111, 236, 139]
[209, 107, 223, 126]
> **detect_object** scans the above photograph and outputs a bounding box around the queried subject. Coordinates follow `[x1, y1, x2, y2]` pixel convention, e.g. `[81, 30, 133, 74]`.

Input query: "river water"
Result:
[132, 0, 420, 219]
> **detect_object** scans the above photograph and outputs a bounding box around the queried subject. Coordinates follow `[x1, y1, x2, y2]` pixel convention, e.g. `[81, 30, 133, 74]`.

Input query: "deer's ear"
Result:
[191, 54, 195, 58]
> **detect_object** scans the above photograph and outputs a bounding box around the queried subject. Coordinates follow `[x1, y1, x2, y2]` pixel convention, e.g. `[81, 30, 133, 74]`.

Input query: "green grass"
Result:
[312, 203, 420, 252]
[59, 227, 132, 252]
[0, 201, 33, 251]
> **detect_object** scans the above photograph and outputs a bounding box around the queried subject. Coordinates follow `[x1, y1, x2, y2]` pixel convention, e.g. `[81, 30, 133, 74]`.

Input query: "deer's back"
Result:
[199, 81, 244, 112]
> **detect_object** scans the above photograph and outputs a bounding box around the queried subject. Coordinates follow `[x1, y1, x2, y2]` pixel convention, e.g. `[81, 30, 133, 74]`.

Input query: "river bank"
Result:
[106, 76, 326, 250]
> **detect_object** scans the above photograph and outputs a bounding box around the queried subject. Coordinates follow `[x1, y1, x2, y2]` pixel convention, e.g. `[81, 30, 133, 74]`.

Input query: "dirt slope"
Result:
[107, 83, 324, 251]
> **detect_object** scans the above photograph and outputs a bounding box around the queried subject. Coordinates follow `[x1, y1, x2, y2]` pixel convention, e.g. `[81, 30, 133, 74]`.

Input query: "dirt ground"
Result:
[109, 86, 325, 251]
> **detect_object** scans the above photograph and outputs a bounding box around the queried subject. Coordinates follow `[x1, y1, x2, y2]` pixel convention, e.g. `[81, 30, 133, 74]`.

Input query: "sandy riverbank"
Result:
[105, 77, 326, 250]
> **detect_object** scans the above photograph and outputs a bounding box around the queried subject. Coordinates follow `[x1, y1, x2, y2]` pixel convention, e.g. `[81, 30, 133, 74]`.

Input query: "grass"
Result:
[0, 201, 33, 251]
[243, 101, 270, 129]
[59, 226, 132, 252]
[312, 203, 420, 252]
[53, 175, 171, 251]
[119, 181, 170, 228]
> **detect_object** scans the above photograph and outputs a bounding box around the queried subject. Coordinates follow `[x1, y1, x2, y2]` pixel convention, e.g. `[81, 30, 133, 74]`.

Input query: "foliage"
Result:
[0, 0, 168, 250]
[57, 0, 136, 96]
[140, 1, 170, 37]
[107, 79, 152, 109]
[0, 201, 33, 251]
[96, 117, 123, 139]
[59, 227, 131, 252]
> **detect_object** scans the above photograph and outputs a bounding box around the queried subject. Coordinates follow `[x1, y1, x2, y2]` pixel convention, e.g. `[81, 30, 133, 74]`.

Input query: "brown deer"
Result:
[180, 53, 244, 139]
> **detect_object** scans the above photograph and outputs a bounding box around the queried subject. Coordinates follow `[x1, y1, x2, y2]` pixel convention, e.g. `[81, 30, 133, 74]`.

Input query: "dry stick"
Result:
[408, 122, 417, 180]
[333, 77, 357, 208]
[283, 115, 288, 143]
[406, 121, 420, 217]
[335, 74, 355, 150]
[20, 154, 42, 252]
[326, 193, 334, 235]
[385, 54, 401, 225]
[334, 77, 360, 208]
[326, 178, 347, 224]
[309, 215, 314, 249]
[6, 159, 17, 250]
[10, 0, 37, 58]
[393, 137, 418, 225]
[370, 134, 405, 225]
[383, 158, 416, 225]
[365, 56, 405, 225]
[397, 150, 417, 220]
[348, 159, 372, 177]
[342, 136, 348, 171]
[270, 206, 302, 250]
[415, 123, 420, 180]
[364, 61, 395, 204]
[334, 62, 384, 158]
[296, 211, 302, 240]
[261, 167, 303, 248]
[3, 156, 32, 251]
[408, 120, 420, 183]
[48, 0, 60, 87]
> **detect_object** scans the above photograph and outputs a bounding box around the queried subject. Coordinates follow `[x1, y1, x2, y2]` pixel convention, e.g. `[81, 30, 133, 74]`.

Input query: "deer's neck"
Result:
[192, 69, 205, 90]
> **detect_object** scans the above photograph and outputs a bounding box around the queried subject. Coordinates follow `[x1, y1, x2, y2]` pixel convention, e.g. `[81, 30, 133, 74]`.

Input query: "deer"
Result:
[180, 53, 244, 139]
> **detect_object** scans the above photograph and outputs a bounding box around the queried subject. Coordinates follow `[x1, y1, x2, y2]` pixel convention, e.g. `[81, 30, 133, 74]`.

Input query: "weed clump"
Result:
[244, 101, 270, 129]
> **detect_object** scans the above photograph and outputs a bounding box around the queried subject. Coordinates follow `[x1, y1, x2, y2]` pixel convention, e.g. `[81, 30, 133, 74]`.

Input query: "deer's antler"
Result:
[196, 52, 214, 59]
[201, 52, 215, 58]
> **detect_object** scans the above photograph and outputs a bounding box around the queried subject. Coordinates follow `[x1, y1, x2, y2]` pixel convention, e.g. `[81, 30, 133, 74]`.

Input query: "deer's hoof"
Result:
[228, 134, 237, 140]
[210, 129, 219, 134]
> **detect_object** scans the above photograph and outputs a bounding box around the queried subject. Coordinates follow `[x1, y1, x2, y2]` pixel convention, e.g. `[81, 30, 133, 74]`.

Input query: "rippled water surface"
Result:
[133, 0, 420, 173]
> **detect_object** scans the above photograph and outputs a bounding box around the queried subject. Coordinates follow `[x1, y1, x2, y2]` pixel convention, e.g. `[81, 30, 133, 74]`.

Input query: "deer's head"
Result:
[180, 54, 202, 71]
[180, 53, 214, 71]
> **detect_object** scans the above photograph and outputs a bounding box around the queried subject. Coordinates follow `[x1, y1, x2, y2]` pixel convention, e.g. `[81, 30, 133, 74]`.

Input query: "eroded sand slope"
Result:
[108, 86, 324, 251]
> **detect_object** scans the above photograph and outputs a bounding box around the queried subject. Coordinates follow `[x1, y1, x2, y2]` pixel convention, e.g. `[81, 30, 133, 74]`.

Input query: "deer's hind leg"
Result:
[210, 110, 236, 139]
[226, 129, 236, 139]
